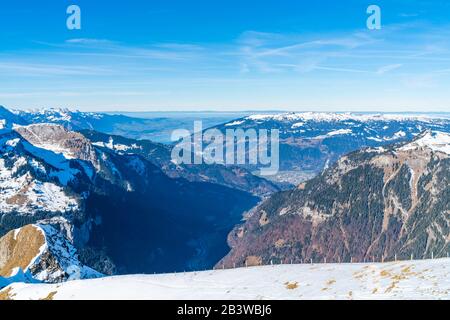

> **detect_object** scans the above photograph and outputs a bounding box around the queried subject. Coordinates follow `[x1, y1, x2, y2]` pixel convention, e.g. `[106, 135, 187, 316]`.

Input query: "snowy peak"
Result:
[245, 112, 439, 123]
[0, 106, 28, 130]
[20, 108, 73, 122]
[9, 107, 108, 133]
[0, 223, 102, 284]
[14, 107, 104, 123]
[399, 130, 450, 155]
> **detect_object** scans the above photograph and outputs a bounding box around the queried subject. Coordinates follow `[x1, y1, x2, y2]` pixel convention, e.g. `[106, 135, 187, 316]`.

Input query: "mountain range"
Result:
[0, 106, 278, 196]
[216, 112, 450, 185]
[10, 107, 187, 143]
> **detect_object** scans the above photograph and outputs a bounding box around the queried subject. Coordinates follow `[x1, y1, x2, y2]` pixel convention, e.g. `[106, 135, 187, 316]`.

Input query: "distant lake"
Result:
[102, 111, 280, 143]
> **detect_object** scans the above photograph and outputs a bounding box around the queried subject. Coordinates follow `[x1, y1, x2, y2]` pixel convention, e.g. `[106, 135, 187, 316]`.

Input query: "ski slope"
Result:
[1, 258, 449, 300]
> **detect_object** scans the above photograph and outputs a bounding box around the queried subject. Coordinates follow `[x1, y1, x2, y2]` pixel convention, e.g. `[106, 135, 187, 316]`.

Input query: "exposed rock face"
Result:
[218, 131, 450, 268]
[14, 124, 98, 165]
[0, 223, 101, 283]
[0, 225, 45, 277]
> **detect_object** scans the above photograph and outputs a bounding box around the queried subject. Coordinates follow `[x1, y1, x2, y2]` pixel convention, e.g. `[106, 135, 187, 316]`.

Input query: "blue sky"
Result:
[1, 0, 450, 111]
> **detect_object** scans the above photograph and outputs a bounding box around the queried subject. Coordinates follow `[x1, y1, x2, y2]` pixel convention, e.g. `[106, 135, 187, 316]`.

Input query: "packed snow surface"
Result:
[2, 258, 449, 300]
[400, 131, 450, 155]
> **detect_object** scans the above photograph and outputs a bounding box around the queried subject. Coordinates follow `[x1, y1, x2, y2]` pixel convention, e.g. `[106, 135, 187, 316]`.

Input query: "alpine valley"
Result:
[0, 106, 449, 301]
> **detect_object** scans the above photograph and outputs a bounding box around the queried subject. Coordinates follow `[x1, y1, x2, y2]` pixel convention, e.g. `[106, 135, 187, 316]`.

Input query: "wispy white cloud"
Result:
[376, 64, 403, 74]
[65, 38, 117, 46]
[61, 38, 205, 61]
[0, 62, 112, 76]
[234, 22, 450, 78]
[235, 28, 386, 74]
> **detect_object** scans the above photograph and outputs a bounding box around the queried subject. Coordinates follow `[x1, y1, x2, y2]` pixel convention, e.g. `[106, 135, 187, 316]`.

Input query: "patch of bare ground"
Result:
[40, 291, 58, 300]
[245, 256, 262, 267]
[259, 211, 269, 226]
[6, 194, 28, 206]
[0, 288, 15, 300]
[6, 184, 31, 206]
[274, 239, 285, 248]
[284, 282, 298, 290]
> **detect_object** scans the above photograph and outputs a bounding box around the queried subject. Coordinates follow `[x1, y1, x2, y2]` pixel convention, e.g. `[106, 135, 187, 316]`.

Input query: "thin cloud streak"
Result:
[0, 62, 113, 76]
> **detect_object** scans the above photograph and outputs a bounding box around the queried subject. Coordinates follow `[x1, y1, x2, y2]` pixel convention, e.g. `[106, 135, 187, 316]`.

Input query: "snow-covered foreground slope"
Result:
[2, 258, 449, 300]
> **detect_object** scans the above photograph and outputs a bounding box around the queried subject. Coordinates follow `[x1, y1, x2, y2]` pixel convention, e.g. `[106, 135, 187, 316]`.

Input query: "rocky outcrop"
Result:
[0, 223, 101, 283]
[14, 124, 98, 165]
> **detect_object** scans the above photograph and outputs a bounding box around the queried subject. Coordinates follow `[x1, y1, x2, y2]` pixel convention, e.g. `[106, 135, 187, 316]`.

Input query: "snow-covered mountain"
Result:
[2, 106, 191, 143]
[0, 123, 260, 275]
[216, 112, 450, 185]
[399, 130, 450, 154]
[11, 107, 146, 135]
[0, 222, 101, 283]
[0, 106, 28, 132]
[0, 129, 84, 215]
[2, 258, 449, 300]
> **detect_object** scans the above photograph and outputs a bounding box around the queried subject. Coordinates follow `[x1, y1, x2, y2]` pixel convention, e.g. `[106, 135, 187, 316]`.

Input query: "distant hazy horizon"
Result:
[6, 106, 450, 117]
